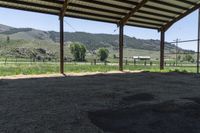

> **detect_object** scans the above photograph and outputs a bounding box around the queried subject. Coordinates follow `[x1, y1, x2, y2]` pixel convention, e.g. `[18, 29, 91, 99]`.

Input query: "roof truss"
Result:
[119, 0, 149, 26]
[0, 0, 199, 31]
[60, 0, 70, 18]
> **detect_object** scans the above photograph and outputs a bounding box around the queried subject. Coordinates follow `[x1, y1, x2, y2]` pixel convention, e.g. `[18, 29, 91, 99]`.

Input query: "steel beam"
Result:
[60, 0, 70, 18]
[161, 3, 200, 31]
[60, 15, 64, 74]
[197, 8, 200, 74]
[119, 0, 148, 25]
[119, 24, 124, 71]
[160, 30, 165, 70]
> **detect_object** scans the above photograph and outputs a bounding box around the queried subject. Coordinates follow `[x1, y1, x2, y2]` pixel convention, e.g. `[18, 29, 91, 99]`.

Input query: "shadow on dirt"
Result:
[88, 100, 200, 133]
[0, 80, 8, 86]
[184, 97, 200, 104]
[0, 72, 199, 133]
[121, 93, 155, 103]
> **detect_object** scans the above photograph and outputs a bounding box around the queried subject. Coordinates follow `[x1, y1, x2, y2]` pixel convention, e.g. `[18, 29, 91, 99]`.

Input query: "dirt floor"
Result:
[0, 72, 200, 133]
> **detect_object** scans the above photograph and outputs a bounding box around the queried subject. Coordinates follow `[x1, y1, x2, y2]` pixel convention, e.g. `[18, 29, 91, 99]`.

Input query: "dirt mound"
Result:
[88, 100, 200, 133]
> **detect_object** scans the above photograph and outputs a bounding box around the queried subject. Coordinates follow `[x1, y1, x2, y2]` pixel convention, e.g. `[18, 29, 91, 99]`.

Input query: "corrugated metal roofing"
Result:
[0, 0, 199, 31]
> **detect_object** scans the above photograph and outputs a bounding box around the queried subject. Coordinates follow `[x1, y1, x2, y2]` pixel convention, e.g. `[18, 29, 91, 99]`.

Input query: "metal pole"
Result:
[60, 16, 64, 74]
[175, 38, 178, 67]
[160, 30, 165, 70]
[119, 24, 124, 71]
[176, 39, 178, 67]
[197, 8, 200, 74]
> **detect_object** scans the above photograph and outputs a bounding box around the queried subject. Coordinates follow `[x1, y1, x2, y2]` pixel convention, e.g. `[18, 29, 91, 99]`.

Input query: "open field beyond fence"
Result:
[0, 60, 198, 76]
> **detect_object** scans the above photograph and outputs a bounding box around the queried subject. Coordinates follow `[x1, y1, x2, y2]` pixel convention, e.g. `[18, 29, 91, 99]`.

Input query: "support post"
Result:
[119, 24, 124, 71]
[197, 8, 200, 74]
[160, 30, 165, 70]
[60, 15, 64, 74]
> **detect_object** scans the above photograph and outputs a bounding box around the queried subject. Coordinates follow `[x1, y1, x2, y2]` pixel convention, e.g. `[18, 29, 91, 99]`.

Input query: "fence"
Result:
[165, 39, 200, 73]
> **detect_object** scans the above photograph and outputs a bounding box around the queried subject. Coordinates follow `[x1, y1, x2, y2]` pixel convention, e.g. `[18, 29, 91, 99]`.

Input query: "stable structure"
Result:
[133, 56, 151, 61]
[0, 0, 200, 73]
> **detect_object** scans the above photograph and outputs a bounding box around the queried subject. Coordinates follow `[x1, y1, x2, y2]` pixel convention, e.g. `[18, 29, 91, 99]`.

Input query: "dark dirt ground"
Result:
[0, 72, 200, 133]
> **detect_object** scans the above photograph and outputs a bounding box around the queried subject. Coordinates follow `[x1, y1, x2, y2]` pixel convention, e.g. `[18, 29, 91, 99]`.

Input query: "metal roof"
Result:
[0, 0, 200, 31]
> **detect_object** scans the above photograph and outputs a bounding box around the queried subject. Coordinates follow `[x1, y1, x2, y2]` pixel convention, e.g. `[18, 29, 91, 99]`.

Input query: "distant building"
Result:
[133, 56, 151, 61]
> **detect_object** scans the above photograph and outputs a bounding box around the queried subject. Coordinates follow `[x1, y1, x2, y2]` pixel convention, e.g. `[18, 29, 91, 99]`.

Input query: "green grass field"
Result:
[1, 39, 197, 77]
[0, 61, 198, 76]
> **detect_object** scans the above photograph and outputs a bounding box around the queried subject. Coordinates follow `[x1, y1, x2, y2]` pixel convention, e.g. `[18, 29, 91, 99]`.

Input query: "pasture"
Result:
[0, 60, 198, 76]
[0, 55, 198, 76]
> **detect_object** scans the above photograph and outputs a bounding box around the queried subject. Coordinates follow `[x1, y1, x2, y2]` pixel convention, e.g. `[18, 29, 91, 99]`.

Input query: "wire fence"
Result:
[164, 38, 199, 73]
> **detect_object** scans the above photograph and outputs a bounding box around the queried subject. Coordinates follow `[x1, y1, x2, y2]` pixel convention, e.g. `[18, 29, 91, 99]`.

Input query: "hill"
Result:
[0, 24, 181, 51]
[0, 24, 193, 60]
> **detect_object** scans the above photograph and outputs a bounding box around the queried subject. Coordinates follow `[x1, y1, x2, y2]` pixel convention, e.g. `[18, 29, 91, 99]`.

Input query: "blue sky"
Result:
[0, 7, 199, 51]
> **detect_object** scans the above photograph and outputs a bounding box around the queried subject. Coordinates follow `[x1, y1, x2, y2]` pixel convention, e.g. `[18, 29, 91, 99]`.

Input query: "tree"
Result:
[6, 36, 10, 44]
[113, 54, 117, 59]
[70, 43, 86, 61]
[183, 54, 194, 63]
[80, 44, 86, 61]
[97, 48, 109, 61]
[4, 36, 10, 49]
[177, 55, 181, 61]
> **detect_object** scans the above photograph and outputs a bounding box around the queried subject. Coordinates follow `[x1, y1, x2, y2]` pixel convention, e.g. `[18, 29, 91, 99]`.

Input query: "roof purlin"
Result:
[0, 3, 59, 15]
[0, 0, 60, 10]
